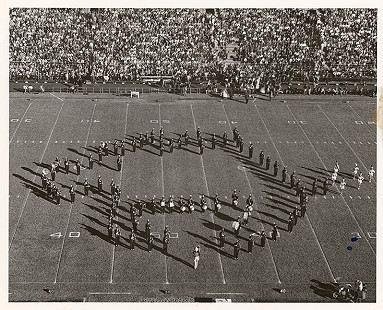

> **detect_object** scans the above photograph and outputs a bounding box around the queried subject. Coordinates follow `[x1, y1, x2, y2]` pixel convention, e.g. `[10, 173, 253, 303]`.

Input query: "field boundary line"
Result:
[50, 93, 64, 101]
[190, 104, 226, 285]
[9, 101, 33, 144]
[9, 100, 65, 250]
[286, 105, 376, 256]
[109, 103, 129, 283]
[348, 105, 377, 136]
[254, 104, 337, 281]
[54, 103, 97, 283]
[318, 104, 375, 182]
[158, 103, 169, 284]
[223, 104, 282, 284]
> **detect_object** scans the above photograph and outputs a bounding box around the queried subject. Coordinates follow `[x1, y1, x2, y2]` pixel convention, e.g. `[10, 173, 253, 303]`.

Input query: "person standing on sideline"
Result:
[233, 126, 238, 142]
[223, 131, 228, 146]
[233, 216, 241, 236]
[248, 233, 255, 254]
[334, 161, 340, 174]
[214, 193, 221, 214]
[249, 142, 253, 159]
[340, 178, 346, 194]
[110, 179, 116, 196]
[239, 139, 244, 153]
[169, 138, 174, 153]
[219, 228, 226, 248]
[323, 178, 329, 196]
[211, 133, 217, 149]
[331, 171, 337, 186]
[121, 140, 125, 156]
[117, 155, 122, 171]
[357, 172, 364, 190]
[243, 207, 250, 226]
[177, 136, 182, 149]
[282, 166, 287, 183]
[108, 223, 113, 241]
[234, 239, 240, 259]
[312, 178, 318, 197]
[132, 217, 139, 233]
[83, 178, 90, 196]
[301, 201, 307, 218]
[163, 234, 169, 253]
[353, 163, 359, 180]
[160, 196, 166, 214]
[193, 244, 201, 269]
[114, 226, 121, 247]
[288, 213, 294, 232]
[97, 175, 103, 193]
[273, 160, 279, 177]
[150, 128, 155, 144]
[113, 140, 118, 156]
[130, 230, 136, 250]
[89, 153, 94, 170]
[64, 157, 70, 174]
[272, 222, 278, 241]
[184, 130, 189, 146]
[145, 219, 151, 241]
[56, 189, 61, 205]
[76, 159, 81, 176]
[51, 166, 56, 181]
[148, 234, 154, 252]
[295, 179, 301, 196]
[69, 185, 75, 203]
[98, 146, 103, 162]
[259, 150, 265, 166]
[260, 230, 266, 248]
[41, 173, 47, 189]
[168, 195, 174, 214]
[266, 156, 271, 170]
[368, 165, 375, 182]
[132, 137, 137, 152]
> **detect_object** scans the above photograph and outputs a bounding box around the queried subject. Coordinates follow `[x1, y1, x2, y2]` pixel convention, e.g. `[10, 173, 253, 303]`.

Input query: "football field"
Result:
[8, 91, 377, 302]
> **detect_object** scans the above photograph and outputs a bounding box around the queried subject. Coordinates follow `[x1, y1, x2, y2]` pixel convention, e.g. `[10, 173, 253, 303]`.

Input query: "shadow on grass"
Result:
[309, 279, 339, 300]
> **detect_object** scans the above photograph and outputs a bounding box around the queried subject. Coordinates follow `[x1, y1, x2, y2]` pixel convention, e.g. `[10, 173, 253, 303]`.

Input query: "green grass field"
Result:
[8, 91, 377, 302]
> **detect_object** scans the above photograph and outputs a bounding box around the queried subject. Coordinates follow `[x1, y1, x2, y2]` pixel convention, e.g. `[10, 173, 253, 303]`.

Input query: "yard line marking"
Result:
[50, 93, 64, 101]
[192, 104, 226, 285]
[224, 105, 283, 283]
[109, 104, 129, 284]
[349, 105, 376, 136]
[287, 105, 376, 256]
[54, 103, 97, 283]
[158, 103, 169, 285]
[9, 100, 66, 250]
[9, 101, 33, 144]
[253, 105, 284, 174]
[318, 105, 375, 183]
[242, 169, 281, 284]
[256, 104, 337, 282]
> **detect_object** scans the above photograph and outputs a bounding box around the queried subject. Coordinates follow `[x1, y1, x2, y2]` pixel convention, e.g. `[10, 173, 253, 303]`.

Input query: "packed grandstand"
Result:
[9, 8, 377, 86]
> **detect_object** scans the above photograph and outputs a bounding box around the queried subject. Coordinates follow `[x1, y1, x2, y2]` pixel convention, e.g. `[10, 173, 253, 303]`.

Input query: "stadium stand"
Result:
[9, 8, 376, 95]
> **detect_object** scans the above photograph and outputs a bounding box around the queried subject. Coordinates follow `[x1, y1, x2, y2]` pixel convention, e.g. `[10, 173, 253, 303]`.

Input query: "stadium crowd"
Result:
[9, 8, 377, 86]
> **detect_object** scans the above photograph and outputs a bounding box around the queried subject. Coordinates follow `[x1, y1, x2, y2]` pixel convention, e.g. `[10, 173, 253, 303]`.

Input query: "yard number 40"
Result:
[50, 232, 80, 238]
